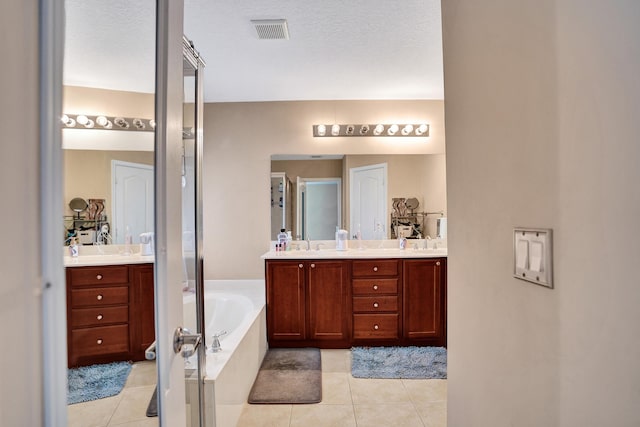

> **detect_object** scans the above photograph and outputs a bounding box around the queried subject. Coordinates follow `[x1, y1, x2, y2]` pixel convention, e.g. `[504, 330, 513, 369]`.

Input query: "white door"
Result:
[155, 0, 193, 426]
[350, 163, 388, 239]
[112, 160, 154, 244]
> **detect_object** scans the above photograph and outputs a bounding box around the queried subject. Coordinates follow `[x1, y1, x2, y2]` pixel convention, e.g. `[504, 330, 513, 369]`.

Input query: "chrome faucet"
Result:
[210, 331, 227, 353]
[315, 243, 324, 251]
[305, 238, 311, 251]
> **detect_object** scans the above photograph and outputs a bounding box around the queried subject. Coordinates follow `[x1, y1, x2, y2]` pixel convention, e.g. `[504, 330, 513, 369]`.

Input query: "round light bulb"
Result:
[61, 114, 69, 124]
[96, 116, 108, 126]
[316, 124, 326, 136]
[387, 124, 399, 135]
[373, 124, 384, 135]
[76, 115, 89, 126]
[359, 125, 370, 135]
[416, 124, 429, 135]
[149, 119, 156, 129]
[401, 124, 414, 135]
[331, 124, 340, 136]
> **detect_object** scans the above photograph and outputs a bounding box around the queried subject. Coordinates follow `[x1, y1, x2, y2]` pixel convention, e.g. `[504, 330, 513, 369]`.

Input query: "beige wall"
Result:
[63, 150, 154, 220]
[203, 100, 445, 279]
[443, 1, 640, 426]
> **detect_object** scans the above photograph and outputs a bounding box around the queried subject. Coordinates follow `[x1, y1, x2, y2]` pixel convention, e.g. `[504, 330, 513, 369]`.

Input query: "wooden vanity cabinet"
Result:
[66, 264, 155, 367]
[403, 258, 447, 347]
[265, 257, 447, 348]
[352, 259, 402, 342]
[266, 260, 351, 348]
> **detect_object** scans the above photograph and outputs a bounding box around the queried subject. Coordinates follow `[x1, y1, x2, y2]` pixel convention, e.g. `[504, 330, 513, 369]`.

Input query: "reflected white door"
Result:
[112, 160, 154, 244]
[349, 163, 388, 239]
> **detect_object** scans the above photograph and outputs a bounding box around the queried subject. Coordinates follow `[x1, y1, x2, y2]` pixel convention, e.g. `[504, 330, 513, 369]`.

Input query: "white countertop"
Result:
[262, 245, 447, 260]
[63, 244, 154, 267]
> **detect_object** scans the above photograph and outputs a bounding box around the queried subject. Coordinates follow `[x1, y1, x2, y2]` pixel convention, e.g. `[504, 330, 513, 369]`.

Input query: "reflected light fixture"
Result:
[60, 114, 155, 132]
[313, 123, 430, 138]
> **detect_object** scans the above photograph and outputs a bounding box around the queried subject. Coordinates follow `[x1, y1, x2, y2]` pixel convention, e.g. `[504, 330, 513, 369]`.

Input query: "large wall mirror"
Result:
[270, 153, 447, 241]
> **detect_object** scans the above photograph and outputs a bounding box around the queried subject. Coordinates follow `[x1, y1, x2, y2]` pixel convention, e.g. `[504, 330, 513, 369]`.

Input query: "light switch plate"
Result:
[513, 228, 553, 288]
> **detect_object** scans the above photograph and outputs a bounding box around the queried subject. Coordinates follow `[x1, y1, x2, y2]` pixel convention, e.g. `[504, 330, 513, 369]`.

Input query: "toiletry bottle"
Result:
[69, 237, 79, 257]
[277, 228, 287, 251]
[286, 231, 292, 251]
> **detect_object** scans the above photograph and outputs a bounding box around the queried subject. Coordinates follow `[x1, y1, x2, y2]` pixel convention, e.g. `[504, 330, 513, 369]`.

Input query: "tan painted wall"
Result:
[442, 1, 640, 426]
[203, 100, 445, 279]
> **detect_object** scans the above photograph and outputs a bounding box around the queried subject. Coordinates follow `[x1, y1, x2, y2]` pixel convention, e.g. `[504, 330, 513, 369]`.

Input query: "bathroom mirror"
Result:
[270, 153, 447, 241]
[68, 197, 88, 217]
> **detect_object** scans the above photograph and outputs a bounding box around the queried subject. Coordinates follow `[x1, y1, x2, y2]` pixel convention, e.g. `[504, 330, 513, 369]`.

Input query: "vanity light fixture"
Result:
[313, 123, 429, 138]
[60, 114, 155, 132]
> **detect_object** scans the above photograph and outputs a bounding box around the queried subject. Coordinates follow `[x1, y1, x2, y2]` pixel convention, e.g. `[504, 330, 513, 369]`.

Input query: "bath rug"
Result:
[351, 346, 447, 379]
[248, 348, 322, 404]
[146, 386, 158, 417]
[67, 361, 132, 405]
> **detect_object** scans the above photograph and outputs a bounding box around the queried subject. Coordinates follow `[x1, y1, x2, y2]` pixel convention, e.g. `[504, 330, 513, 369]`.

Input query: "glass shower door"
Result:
[181, 37, 207, 427]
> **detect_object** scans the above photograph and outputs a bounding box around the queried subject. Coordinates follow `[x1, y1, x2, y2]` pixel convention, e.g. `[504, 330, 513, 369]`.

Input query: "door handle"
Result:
[173, 327, 202, 358]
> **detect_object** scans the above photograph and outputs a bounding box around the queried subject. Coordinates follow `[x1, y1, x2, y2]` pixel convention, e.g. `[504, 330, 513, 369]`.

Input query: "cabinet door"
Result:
[267, 261, 306, 341]
[131, 264, 155, 360]
[403, 259, 445, 342]
[307, 261, 350, 342]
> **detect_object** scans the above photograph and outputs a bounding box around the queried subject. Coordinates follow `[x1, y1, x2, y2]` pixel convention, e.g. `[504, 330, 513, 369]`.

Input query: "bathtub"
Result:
[182, 280, 267, 427]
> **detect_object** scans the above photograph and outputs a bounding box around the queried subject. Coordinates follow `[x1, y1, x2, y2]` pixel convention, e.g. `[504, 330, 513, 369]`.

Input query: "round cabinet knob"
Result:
[96, 314, 103, 320]
[96, 294, 103, 301]
[311, 263, 315, 268]
[373, 285, 378, 290]
[373, 324, 379, 330]
[96, 339, 103, 345]
[373, 302, 379, 308]
[299, 264, 303, 268]
[373, 266, 378, 272]
[436, 261, 441, 266]
[96, 274, 103, 280]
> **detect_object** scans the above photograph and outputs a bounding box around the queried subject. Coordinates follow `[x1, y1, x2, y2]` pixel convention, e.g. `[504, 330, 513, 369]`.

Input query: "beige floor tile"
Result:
[320, 373, 352, 405]
[125, 361, 157, 388]
[108, 385, 156, 425]
[415, 401, 447, 427]
[348, 377, 411, 404]
[67, 394, 122, 427]
[403, 379, 447, 404]
[321, 349, 351, 373]
[354, 403, 425, 427]
[236, 403, 292, 427]
[108, 418, 158, 427]
[290, 404, 356, 427]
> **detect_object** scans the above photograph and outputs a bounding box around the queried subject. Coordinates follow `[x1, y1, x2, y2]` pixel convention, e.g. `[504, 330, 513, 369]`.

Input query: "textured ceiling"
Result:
[64, 0, 443, 102]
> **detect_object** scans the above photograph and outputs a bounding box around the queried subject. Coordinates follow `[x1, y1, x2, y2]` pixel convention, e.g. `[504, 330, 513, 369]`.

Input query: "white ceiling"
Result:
[64, 0, 443, 103]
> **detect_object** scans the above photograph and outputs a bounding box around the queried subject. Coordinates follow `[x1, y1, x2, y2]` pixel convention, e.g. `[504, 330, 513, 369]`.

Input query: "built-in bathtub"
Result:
[183, 280, 267, 427]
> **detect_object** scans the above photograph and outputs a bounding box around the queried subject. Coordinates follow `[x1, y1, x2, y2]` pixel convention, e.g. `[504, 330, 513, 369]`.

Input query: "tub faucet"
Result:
[210, 331, 227, 353]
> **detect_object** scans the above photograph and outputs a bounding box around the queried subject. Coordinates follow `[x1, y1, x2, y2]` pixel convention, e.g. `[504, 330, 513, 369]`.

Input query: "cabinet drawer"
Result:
[70, 266, 129, 286]
[352, 259, 399, 277]
[353, 314, 399, 339]
[353, 278, 398, 295]
[71, 286, 129, 308]
[71, 306, 129, 328]
[70, 324, 130, 358]
[353, 296, 398, 313]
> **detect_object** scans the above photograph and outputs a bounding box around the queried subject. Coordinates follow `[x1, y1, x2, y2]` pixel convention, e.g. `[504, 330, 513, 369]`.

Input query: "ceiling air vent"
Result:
[251, 19, 289, 40]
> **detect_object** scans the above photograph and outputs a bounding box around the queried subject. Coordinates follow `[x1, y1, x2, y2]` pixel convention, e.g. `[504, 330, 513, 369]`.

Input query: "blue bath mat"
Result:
[67, 361, 132, 404]
[351, 346, 447, 379]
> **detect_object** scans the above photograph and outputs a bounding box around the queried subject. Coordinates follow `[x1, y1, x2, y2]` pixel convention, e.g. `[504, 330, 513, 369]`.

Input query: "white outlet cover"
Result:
[513, 228, 553, 288]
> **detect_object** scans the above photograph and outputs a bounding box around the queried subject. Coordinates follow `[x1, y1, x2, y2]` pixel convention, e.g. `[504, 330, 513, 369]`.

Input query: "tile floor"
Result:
[237, 349, 447, 427]
[67, 361, 158, 427]
[68, 350, 447, 427]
